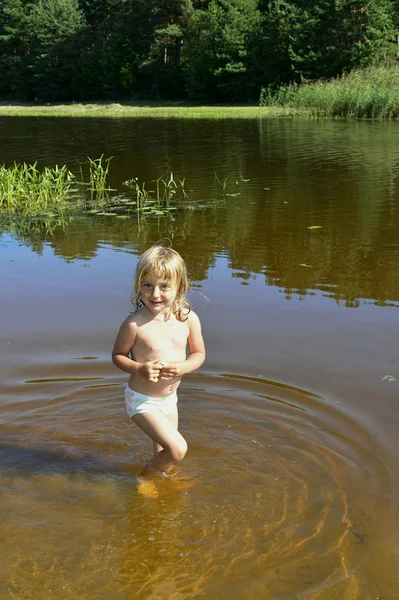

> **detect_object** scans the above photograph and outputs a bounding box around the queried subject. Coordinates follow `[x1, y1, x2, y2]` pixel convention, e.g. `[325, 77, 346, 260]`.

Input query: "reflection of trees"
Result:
[3, 183, 398, 306]
[1, 117, 399, 306]
[223, 178, 399, 306]
[48, 223, 99, 262]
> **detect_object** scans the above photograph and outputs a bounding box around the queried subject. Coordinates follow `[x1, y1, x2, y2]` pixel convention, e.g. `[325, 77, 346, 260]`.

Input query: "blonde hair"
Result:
[132, 245, 191, 321]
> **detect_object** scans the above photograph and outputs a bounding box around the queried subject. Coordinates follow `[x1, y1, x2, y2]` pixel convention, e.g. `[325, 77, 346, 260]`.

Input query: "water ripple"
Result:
[1, 368, 397, 598]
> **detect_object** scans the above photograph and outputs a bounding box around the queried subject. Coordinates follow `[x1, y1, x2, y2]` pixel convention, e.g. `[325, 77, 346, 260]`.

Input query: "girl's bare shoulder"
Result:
[186, 309, 201, 327]
[121, 308, 148, 329]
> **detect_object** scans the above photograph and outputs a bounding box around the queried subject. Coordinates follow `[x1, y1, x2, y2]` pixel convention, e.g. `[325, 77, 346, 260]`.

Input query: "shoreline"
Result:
[0, 103, 302, 119]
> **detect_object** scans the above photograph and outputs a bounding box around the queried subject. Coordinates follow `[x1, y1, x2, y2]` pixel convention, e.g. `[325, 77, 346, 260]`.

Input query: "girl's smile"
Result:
[140, 274, 176, 316]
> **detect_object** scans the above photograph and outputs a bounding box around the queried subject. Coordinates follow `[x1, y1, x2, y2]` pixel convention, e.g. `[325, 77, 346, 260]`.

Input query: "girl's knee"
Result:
[170, 438, 187, 462]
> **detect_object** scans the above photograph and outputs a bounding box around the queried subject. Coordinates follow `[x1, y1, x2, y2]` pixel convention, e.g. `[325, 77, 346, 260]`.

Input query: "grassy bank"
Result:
[3, 65, 399, 119]
[260, 65, 399, 119]
[0, 103, 300, 119]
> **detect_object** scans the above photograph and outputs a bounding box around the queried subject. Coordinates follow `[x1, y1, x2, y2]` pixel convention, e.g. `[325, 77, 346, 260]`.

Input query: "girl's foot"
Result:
[137, 476, 159, 498]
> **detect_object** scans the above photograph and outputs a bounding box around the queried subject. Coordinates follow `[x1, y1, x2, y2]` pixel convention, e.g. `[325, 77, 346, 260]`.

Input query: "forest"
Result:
[0, 0, 398, 103]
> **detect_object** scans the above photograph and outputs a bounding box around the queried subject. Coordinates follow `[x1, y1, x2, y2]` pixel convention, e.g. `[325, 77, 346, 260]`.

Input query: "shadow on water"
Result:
[0, 443, 116, 477]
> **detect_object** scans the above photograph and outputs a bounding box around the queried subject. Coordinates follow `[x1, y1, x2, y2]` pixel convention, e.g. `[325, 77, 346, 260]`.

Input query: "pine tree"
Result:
[0, 0, 30, 98]
[182, 0, 261, 101]
[28, 0, 84, 100]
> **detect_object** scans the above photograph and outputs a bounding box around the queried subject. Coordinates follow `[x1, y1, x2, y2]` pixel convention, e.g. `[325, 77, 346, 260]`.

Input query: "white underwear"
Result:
[125, 385, 178, 417]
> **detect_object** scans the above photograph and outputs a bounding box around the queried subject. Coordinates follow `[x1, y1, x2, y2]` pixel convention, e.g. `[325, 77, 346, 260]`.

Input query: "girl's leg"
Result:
[133, 407, 186, 474]
[152, 405, 178, 454]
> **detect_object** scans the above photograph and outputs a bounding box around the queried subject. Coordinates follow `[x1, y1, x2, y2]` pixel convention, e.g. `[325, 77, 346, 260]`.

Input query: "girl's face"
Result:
[139, 272, 177, 317]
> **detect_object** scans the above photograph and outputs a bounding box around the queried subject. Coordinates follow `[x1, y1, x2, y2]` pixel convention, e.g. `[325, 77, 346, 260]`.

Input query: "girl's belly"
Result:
[127, 374, 181, 398]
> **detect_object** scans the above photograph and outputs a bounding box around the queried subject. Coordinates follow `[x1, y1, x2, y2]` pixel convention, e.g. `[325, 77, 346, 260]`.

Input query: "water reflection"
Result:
[2, 196, 398, 307]
[1, 118, 399, 305]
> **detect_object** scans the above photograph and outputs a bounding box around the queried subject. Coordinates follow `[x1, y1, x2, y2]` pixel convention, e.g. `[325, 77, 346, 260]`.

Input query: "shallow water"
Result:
[0, 117, 398, 599]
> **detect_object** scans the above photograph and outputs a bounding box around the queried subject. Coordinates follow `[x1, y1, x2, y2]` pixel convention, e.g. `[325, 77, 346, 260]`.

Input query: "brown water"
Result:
[0, 117, 398, 599]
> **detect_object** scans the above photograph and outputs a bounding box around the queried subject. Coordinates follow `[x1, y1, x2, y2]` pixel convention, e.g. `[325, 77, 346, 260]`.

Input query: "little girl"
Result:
[112, 245, 205, 476]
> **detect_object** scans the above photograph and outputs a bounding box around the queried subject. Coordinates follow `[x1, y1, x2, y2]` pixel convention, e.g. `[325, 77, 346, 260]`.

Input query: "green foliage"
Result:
[286, 0, 396, 81]
[138, 0, 190, 99]
[255, 0, 396, 88]
[260, 83, 300, 107]
[0, 0, 30, 98]
[123, 173, 189, 213]
[0, 0, 84, 100]
[260, 64, 399, 118]
[26, 0, 84, 100]
[0, 0, 397, 102]
[252, 0, 298, 87]
[0, 162, 75, 215]
[182, 0, 261, 101]
[73, 0, 154, 99]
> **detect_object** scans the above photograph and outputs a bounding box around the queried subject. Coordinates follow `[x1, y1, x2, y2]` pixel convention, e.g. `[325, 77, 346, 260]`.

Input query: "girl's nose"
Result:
[152, 286, 161, 297]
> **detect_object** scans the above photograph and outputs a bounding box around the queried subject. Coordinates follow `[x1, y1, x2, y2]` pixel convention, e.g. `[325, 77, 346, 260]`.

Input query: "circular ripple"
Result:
[1, 368, 398, 599]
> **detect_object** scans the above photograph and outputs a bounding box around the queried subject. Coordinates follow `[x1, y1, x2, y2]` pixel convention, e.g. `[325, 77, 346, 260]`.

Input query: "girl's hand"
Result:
[138, 360, 164, 382]
[159, 361, 186, 380]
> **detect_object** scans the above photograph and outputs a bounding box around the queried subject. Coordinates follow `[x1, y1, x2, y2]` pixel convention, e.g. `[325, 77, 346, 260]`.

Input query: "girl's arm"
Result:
[184, 311, 206, 374]
[112, 317, 140, 375]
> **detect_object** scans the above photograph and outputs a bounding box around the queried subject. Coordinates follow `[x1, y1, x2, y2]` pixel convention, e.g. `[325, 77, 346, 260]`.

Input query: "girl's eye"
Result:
[161, 284, 169, 290]
[142, 283, 152, 289]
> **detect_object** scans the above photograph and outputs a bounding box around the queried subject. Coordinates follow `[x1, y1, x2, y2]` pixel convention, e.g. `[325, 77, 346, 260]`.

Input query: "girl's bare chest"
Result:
[137, 320, 189, 349]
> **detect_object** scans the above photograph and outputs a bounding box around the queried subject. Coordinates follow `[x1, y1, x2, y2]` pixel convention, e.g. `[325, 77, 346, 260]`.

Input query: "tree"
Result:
[74, 0, 156, 99]
[182, 0, 261, 101]
[25, 0, 85, 100]
[0, 0, 30, 98]
[137, 0, 191, 99]
[252, 0, 298, 88]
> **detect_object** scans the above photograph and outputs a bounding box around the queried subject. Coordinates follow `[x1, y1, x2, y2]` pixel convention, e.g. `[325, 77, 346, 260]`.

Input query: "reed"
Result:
[260, 64, 399, 119]
[213, 173, 242, 198]
[0, 158, 249, 225]
[85, 154, 112, 200]
[0, 162, 75, 215]
[123, 173, 189, 214]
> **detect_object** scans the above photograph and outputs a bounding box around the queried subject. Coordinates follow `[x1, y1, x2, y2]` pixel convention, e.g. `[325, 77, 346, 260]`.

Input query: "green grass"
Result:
[4, 66, 399, 120]
[260, 64, 399, 119]
[0, 103, 299, 119]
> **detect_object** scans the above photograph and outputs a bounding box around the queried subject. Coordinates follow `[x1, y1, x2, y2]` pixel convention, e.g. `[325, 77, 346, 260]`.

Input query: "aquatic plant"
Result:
[123, 173, 189, 214]
[213, 172, 243, 198]
[88, 154, 112, 196]
[0, 156, 115, 218]
[0, 162, 75, 215]
[0, 156, 250, 227]
[78, 154, 113, 202]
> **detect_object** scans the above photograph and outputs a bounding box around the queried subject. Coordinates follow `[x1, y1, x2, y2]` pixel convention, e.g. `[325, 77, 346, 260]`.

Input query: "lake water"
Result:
[0, 116, 398, 599]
